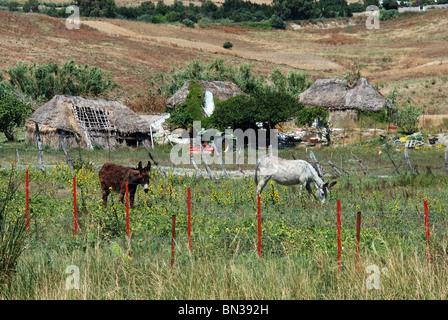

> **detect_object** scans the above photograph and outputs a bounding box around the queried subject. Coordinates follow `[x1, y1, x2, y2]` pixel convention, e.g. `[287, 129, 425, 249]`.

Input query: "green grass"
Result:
[2, 131, 448, 299]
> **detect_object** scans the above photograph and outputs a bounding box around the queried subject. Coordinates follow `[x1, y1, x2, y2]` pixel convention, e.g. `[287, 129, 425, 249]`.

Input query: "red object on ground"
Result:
[188, 143, 214, 154]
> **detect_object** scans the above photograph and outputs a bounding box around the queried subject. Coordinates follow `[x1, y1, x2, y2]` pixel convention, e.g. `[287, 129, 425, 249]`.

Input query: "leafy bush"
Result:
[348, 2, 366, 12]
[159, 58, 265, 97]
[165, 11, 181, 22]
[394, 104, 421, 134]
[270, 14, 286, 29]
[151, 13, 166, 23]
[0, 96, 31, 141]
[357, 109, 389, 124]
[7, 1, 19, 11]
[382, 0, 398, 10]
[0, 168, 28, 284]
[379, 8, 399, 21]
[75, 0, 117, 17]
[166, 80, 205, 129]
[181, 18, 195, 28]
[269, 68, 313, 96]
[137, 14, 153, 23]
[223, 41, 233, 49]
[296, 106, 329, 127]
[22, 0, 38, 12]
[209, 89, 302, 131]
[208, 95, 256, 131]
[6, 61, 117, 101]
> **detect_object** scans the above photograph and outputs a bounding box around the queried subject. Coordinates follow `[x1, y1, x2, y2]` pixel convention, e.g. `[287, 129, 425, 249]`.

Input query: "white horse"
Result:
[255, 154, 336, 203]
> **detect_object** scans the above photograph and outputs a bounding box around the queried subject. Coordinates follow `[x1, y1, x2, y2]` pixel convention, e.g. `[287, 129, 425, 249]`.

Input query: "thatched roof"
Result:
[298, 78, 388, 112]
[165, 80, 246, 109]
[26, 95, 153, 134]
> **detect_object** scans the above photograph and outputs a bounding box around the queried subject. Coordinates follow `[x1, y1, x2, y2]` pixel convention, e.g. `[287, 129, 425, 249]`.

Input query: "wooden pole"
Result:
[356, 211, 361, 263]
[171, 215, 176, 268]
[445, 145, 448, 175]
[60, 137, 74, 174]
[35, 123, 45, 171]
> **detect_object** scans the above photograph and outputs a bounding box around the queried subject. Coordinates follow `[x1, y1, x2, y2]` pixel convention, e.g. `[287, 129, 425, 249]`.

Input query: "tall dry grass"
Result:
[3, 241, 448, 300]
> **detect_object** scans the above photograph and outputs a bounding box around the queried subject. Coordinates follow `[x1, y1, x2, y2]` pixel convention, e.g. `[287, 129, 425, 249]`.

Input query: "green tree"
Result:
[395, 104, 421, 134]
[363, 0, 380, 7]
[165, 11, 181, 22]
[320, 0, 351, 18]
[75, 0, 117, 17]
[382, 0, 399, 9]
[270, 14, 286, 29]
[23, 0, 39, 13]
[0, 97, 31, 141]
[209, 89, 302, 131]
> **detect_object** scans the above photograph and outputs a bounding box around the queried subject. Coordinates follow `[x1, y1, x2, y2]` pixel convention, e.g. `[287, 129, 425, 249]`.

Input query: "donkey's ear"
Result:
[329, 181, 337, 189]
[138, 161, 143, 170]
[146, 161, 151, 171]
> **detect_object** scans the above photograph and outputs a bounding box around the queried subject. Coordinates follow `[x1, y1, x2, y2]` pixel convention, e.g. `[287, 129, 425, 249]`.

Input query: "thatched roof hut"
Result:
[165, 80, 246, 109]
[298, 78, 388, 121]
[25, 95, 154, 150]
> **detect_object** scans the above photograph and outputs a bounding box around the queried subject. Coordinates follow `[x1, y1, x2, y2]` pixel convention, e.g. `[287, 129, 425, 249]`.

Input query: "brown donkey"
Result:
[99, 161, 151, 209]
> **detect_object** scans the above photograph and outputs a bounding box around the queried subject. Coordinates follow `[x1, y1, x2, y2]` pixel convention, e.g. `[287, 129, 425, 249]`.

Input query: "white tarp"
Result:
[204, 91, 215, 117]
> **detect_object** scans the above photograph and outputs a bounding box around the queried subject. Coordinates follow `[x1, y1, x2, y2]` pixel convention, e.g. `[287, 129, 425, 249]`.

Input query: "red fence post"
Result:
[356, 211, 361, 263]
[126, 181, 130, 239]
[171, 215, 176, 268]
[73, 176, 77, 235]
[258, 193, 261, 259]
[26, 170, 29, 231]
[424, 200, 431, 263]
[337, 199, 341, 274]
[188, 187, 191, 253]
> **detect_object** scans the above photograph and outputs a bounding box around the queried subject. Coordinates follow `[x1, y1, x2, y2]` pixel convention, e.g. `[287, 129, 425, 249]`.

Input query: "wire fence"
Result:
[1, 142, 448, 268]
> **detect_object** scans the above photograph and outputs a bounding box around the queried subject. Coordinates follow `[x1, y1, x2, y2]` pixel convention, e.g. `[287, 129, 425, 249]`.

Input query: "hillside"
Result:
[1, 9, 447, 113]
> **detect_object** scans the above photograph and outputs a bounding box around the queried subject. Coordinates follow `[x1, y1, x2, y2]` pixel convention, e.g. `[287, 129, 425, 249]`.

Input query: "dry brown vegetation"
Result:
[0, 10, 447, 116]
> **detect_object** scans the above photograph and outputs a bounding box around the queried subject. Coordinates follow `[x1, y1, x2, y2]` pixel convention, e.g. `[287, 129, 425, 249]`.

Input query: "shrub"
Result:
[209, 89, 302, 131]
[181, 18, 195, 28]
[394, 104, 421, 134]
[379, 8, 399, 21]
[223, 41, 233, 49]
[137, 14, 153, 23]
[382, 0, 398, 10]
[7, 1, 19, 11]
[296, 106, 329, 127]
[270, 14, 286, 29]
[197, 17, 213, 27]
[6, 61, 117, 101]
[0, 168, 28, 284]
[22, 0, 39, 12]
[166, 80, 204, 130]
[0, 96, 31, 141]
[165, 11, 181, 22]
[75, 0, 117, 17]
[151, 13, 166, 23]
[348, 2, 366, 12]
